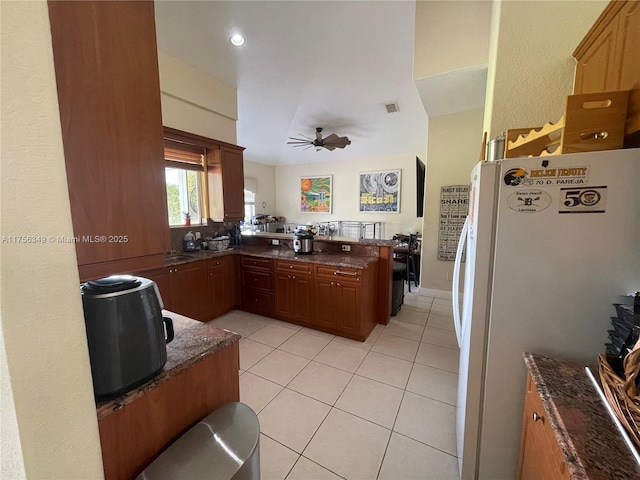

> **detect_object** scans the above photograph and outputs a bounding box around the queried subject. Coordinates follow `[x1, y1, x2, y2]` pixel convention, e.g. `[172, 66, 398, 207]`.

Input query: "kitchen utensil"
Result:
[293, 229, 314, 254]
[183, 231, 197, 252]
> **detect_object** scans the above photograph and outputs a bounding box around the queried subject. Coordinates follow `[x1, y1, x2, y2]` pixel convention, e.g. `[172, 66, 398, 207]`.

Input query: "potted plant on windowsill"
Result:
[183, 212, 191, 226]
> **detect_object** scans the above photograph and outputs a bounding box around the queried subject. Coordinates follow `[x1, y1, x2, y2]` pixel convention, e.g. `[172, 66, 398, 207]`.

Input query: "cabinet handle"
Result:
[334, 270, 358, 276]
[292, 275, 296, 280]
[532, 412, 542, 422]
[337, 282, 341, 287]
[289, 265, 293, 269]
[330, 281, 334, 286]
[287, 275, 292, 279]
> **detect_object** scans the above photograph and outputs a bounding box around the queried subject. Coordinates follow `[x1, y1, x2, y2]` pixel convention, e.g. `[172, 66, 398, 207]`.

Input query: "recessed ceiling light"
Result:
[230, 34, 245, 46]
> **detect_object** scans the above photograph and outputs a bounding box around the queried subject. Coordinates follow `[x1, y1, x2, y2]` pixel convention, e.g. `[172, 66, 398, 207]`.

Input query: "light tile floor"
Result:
[210, 288, 460, 480]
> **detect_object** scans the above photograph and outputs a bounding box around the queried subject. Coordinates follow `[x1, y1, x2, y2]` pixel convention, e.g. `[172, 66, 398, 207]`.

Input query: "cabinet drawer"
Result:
[275, 260, 313, 275]
[243, 289, 274, 313]
[241, 256, 272, 270]
[242, 269, 272, 291]
[315, 264, 361, 282]
[208, 255, 230, 271]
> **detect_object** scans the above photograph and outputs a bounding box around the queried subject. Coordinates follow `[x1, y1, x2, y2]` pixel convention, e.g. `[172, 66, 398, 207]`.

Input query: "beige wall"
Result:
[158, 51, 238, 144]
[422, 109, 485, 291]
[483, 0, 607, 138]
[414, 0, 491, 79]
[244, 160, 277, 218]
[0, 1, 104, 478]
[275, 153, 425, 237]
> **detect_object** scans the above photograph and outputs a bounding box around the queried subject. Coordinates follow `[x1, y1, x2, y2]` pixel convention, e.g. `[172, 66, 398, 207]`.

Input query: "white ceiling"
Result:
[154, 1, 484, 166]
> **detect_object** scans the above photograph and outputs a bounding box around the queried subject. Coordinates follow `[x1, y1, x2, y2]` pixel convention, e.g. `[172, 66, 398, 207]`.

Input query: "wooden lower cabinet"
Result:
[312, 264, 377, 341]
[98, 341, 239, 480]
[207, 255, 236, 319]
[518, 373, 570, 480]
[241, 256, 274, 316]
[274, 260, 314, 325]
[142, 261, 209, 321]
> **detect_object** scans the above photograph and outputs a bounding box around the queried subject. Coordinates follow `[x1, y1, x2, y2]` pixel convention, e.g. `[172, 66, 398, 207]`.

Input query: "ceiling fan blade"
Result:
[322, 133, 339, 143]
[287, 141, 311, 145]
[288, 137, 312, 142]
[324, 137, 351, 148]
[322, 144, 337, 151]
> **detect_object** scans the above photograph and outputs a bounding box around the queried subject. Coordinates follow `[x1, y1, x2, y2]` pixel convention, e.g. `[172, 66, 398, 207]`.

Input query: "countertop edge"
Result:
[96, 313, 240, 420]
[523, 353, 588, 479]
[523, 352, 640, 479]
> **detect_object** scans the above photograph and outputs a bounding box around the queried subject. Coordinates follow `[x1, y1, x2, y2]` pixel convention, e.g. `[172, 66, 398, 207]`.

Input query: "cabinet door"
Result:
[142, 267, 172, 311]
[207, 256, 235, 320]
[314, 279, 337, 330]
[574, 16, 620, 94]
[48, 1, 168, 279]
[293, 275, 314, 324]
[518, 376, 568, 480]
[170, 262, 208, 321]
[335, 282, 360, 335]
[207, 146, 245, 222]
[220, 147, 245, 220]
[275, 273, 295, 318]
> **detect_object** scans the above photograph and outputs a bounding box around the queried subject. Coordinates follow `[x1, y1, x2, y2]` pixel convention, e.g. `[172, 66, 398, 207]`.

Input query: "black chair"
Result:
[393, 233, 419, 292]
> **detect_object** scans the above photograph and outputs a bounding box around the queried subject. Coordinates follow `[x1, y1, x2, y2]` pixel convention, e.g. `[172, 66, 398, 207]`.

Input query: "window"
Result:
[244, 189, 255, 225]
[165, 168, 202, 226]
[164, 140, 206, 226]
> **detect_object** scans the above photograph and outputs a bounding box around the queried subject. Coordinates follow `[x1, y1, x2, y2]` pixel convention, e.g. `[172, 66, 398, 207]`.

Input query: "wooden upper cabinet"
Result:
[48, 1, 169, 280]
[573, 0, 640, 140]
[573, 18, 619, 94]
[207, 146, 245, 222]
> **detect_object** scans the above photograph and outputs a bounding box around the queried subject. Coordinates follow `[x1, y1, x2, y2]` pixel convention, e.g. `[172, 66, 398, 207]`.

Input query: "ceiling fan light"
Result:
[230, 34, 245, 46]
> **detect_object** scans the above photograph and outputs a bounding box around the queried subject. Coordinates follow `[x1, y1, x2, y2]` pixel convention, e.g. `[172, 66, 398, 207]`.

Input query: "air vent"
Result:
[385, 102, 400, 113]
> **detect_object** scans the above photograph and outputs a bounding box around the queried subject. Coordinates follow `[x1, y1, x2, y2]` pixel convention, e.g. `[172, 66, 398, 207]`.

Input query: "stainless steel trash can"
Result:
[136, 402, 260, 480]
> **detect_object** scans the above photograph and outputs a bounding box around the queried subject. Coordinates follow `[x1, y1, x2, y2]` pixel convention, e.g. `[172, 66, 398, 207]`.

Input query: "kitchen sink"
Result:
[165, 254, 195, 265]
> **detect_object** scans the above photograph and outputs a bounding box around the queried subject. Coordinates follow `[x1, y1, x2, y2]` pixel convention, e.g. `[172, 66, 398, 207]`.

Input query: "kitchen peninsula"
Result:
[96, 312, 240, 480]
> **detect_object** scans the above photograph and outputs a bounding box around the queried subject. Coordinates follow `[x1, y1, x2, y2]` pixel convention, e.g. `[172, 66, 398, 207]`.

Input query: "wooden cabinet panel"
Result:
[275, 271, 314, 325]
[139, 261, 208, 321]
[98, 342, 239, 480]
[518, 374, 569, 480]
[314, 279, 337, 330]
[335, 282, 360, 335]
[208, 146, 245, 222]
[207, 256, 235, 320]
[574, 18, 619, 94]
[48, 1, 168, 280]
[171, 262, 209, 321]
[241, 256, 274, 316]
[573, 0, 640, 141]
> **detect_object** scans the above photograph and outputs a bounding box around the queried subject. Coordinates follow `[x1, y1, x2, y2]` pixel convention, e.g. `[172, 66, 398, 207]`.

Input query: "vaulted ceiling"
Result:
[154, 1, 483, 166]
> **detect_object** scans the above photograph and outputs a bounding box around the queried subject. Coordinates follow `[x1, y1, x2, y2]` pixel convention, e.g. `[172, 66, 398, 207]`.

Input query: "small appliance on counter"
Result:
[293, 228, 314, 254]
[81, 275, 174, 399]
[182, 231, 197, 252]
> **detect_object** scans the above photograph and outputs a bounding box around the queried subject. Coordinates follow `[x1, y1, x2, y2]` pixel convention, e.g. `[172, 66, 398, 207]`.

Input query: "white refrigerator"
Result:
[451, 148, 640, 479]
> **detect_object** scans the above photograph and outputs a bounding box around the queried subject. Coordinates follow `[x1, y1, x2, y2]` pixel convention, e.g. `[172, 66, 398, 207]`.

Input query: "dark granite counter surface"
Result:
[96, 311, 240, 420]
[524, 352, 640, 479]
[143, 245, 379, 270]
[241, 231, 396, 247]
[236, 245, 379, 269]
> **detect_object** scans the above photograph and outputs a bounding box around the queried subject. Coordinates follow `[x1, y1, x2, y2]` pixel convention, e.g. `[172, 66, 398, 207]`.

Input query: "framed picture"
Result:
[300, 175, 332, 213]
[359, 170, 401, 213]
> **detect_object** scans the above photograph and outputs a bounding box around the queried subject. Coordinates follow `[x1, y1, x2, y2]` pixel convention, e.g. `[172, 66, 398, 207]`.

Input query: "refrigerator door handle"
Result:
[452, 215, 470, 347]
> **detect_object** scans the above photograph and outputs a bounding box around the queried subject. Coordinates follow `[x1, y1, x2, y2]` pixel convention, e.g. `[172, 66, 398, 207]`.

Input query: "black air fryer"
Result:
[81, 275, 174, 399]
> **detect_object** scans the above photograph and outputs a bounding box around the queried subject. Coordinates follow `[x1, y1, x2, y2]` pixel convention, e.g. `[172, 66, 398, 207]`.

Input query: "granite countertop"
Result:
[96, 311, 240, 420]
[524, 352, 640, 479]
[237, 246, 379, 269]
[150, 246, 379, 270]
[241, 231, 396, 247]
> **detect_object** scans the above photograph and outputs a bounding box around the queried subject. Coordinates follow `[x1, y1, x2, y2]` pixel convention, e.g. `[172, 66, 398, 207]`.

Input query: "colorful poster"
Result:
[359, 170, 401, 213]
[300, 176, 332, 213]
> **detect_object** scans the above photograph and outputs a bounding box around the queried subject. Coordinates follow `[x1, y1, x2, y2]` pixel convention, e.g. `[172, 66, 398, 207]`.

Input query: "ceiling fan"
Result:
[287, 127, 351, 151]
